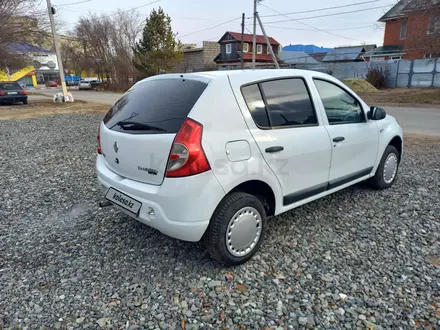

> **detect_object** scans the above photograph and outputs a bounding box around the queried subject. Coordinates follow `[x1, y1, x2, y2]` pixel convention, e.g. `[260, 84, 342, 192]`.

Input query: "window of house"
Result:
[428, 16, 440, 34]
[257, 44, 263, 54]
[226, 43, 232, 54]
[243, 43, 249, 53]
[400, 22, 407, 40]
[313, 79, 365, 125]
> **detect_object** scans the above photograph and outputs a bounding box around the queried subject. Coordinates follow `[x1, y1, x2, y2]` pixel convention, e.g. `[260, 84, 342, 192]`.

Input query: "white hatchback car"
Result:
[96, 70, 403, 265]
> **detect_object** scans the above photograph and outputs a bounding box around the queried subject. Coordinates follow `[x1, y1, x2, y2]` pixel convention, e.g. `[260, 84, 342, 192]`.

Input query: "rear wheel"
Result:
[23, 99, 28, 104]
[204, 192, 266, 265]
[369, 145, 399, 189]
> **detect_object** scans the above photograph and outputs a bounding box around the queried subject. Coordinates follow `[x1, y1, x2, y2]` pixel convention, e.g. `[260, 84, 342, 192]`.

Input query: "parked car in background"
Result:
[79, 80, 92, 90]
[96, 70, 403, 265]
[90, 80, 101, 88]
[45, 81, 57, 87]
[0, 82, 28, 104]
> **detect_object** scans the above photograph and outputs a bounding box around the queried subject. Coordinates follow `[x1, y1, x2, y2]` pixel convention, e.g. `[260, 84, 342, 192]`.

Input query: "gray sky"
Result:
[54, 0, 396, 48]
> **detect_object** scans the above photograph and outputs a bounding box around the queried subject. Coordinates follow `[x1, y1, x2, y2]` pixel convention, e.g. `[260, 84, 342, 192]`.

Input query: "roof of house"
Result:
[8, 41, 52, 54]
[402, 0, 440, 11]
[310, 52, 328, 62]
[378, 0, 414, 22]
[282, 44, 332, 54]
[363, 44, 406, 57]
[278, 51, 320, 65]
[220, 31, 280, 45]
[322, 45, 376, 62]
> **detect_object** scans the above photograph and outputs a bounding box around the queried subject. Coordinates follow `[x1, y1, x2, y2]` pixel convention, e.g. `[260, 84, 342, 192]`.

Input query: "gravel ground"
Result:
[1, 114, 439, 330]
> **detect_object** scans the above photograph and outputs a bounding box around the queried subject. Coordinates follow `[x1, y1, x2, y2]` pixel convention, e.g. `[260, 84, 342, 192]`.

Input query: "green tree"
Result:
[133, 7, 182, 76]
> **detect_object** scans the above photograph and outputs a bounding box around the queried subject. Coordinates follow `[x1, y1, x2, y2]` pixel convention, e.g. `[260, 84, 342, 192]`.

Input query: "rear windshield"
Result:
[103, 78, 208, 134]
[0, 82, 21, 90]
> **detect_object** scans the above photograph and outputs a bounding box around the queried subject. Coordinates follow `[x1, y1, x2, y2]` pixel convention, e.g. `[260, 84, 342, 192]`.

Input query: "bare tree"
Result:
[0, 0, 50, 69]
[72, 10, 142, 90]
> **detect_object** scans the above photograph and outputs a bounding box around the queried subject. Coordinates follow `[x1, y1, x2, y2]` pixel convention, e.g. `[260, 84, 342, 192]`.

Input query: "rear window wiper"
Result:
[113, 120, 166, 132]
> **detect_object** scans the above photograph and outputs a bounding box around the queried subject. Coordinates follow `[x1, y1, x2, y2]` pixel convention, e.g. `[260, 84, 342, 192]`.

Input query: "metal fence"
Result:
[395, 58, 440, 88]
[294, 57, 440, 88]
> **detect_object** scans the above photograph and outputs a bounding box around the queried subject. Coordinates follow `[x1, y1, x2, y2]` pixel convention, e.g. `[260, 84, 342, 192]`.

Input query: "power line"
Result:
[259, 3, 380, 43]
[179, 17, 242, 38]
[55, 0, 91, 6]
[261, 5, 392, 24]
[265, 24, 377, 32]
[258, 0, 381, 18]
[59, 0, 160, 16]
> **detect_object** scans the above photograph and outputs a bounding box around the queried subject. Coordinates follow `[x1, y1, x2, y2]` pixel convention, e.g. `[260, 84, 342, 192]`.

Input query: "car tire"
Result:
[23, 99, 28, 104]
[369, 145, 400, 190]
[204, 192, 266, 266]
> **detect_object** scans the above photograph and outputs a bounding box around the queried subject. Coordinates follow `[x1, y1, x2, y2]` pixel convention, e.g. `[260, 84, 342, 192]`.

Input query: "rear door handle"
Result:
[265, 146, 284, 153]
[333, 136, 345, 143]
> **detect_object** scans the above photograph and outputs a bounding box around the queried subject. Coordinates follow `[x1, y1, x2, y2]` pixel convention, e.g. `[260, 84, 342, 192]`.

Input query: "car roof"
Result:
[154, 69, 333, 83]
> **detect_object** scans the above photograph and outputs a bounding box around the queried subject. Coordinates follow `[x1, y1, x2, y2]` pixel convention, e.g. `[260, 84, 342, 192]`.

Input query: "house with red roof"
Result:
[214, 31, 281, 68]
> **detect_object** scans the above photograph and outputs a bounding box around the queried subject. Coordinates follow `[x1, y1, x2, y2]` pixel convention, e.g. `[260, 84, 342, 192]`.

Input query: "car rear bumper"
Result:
[0, 96, 27, 103]
[96, 155, 225, 242]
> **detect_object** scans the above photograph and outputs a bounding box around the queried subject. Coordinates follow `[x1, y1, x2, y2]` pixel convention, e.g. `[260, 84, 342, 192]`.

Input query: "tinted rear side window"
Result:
[241, 84, 270, 127]
[104, 79, 208, 134]
[261, 78, 317, 127]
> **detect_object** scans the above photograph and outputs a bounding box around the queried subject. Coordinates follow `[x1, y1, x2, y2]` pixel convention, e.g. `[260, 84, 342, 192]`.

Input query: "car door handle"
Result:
[265, 146, 284, 153]
[333, 136, 345, 143]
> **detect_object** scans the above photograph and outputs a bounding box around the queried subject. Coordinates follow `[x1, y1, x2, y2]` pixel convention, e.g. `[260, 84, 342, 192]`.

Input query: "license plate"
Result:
[105, 188, 142, 215]
[8, 92, 17, 95]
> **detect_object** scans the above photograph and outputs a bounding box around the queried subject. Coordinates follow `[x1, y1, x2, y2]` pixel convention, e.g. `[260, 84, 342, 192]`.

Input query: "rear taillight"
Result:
[0, 91, 6, 96]
[19, 91, 27, 95]
[166, 118, 210, 178]
[97, 125, 102, 154]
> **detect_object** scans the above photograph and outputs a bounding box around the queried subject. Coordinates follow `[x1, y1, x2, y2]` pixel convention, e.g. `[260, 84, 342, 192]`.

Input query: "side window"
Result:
[314, 79, 365, 124]
[261, 78, 317, 127]
[242, 84, 270, 127]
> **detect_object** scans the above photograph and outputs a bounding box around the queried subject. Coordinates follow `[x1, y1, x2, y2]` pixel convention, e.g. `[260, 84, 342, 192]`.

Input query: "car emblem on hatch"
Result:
[114, 141, 118, 153]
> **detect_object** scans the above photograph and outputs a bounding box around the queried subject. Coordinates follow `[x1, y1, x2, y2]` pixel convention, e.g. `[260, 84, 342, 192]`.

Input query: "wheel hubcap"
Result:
[226, 207, 262, 257]
[383, 153, 398, 184]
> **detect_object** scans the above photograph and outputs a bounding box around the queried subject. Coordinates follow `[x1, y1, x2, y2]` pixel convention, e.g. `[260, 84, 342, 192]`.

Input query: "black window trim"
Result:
[240, 76, 320, 130]
[313, 77, 367, 126]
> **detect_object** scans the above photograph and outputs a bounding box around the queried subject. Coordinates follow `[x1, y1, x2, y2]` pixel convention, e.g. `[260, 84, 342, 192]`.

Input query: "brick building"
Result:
[170, 41, 220, 73]
[365, 0, 440, 60]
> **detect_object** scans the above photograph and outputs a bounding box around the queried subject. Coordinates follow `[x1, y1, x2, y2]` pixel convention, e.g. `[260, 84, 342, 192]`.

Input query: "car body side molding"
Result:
[283, 166, 374, 206]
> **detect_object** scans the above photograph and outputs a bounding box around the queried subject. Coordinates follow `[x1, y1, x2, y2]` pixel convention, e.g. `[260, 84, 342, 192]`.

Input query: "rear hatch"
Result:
[100, 76, 209, 185]
[0, 82, 25, 97]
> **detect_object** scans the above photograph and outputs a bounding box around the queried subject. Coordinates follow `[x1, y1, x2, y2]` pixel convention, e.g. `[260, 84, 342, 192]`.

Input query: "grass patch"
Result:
[358, 88, 440, 106]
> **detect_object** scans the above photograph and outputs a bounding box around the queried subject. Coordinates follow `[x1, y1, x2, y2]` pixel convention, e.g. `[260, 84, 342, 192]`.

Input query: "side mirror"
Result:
[368, 106, 386, 120]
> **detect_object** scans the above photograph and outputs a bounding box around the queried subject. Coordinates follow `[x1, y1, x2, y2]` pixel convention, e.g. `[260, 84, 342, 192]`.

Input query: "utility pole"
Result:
[46, 0, 68, 99]
[252, 0, 257, 69]
[256, 12, 279, 69]
[241, 13, 245, 69]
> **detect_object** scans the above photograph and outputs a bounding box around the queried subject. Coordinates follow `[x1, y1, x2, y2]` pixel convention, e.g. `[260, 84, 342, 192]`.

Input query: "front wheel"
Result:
[204, 192, 266, 265]
[369, 145, 400, 189]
